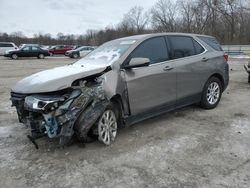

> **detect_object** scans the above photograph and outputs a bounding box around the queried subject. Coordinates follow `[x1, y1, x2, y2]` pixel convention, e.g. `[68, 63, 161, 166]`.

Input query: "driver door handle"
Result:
[163, 66, 174, 71]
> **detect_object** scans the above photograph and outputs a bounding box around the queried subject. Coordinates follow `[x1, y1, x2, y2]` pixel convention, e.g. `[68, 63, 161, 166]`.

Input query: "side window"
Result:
[168, 36, 196, 59]
[32, 47, 39, 51]
[0, 43, 4, 47]
[22, 47, 30, 51]
[198, 36, 222, 51]
[7, 43, 14, 47]
[130, 37, 169, 64]
[193, 40, 205, 54]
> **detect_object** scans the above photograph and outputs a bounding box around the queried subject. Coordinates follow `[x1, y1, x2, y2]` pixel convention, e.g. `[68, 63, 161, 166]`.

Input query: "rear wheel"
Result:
[11, 54, 18, 60]
[200, 77, 222, 109]
[38, 54, 45, 59]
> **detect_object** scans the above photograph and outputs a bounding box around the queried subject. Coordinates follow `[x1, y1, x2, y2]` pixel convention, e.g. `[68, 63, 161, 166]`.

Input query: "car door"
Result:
[20, 46, 31, 57]
[31, 46, 39, 57]
[123, 36, 176, 115]
[167, 35, 209, 104]
[80, 47, 91, 57]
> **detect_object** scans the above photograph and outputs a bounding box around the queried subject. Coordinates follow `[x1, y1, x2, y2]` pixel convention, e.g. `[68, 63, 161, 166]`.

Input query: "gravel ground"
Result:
[0, 56, 249, 188]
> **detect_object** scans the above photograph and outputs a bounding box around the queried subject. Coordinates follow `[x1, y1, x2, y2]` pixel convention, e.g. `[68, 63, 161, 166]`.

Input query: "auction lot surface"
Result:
[0, 56, 249, 188]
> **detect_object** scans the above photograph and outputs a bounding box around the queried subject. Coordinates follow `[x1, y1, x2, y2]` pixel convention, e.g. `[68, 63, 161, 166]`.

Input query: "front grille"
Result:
[10, 92, 28, 101]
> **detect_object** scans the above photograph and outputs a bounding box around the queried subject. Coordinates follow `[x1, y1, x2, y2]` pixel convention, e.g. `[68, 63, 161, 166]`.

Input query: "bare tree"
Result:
[151, 0, 178, 32]
[178, 0, 195, 32]
[120, 6, 149, 33]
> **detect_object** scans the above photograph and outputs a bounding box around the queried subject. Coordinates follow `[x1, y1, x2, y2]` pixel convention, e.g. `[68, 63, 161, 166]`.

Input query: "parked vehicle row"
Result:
[0, 43, 96, 59]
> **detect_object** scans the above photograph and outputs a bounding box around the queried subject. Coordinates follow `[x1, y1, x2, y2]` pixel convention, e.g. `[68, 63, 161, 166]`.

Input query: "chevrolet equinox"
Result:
[10, 33, 229, 148]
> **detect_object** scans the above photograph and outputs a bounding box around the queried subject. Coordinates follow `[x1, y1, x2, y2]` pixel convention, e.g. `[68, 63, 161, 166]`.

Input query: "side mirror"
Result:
[124, 57, 150, 69]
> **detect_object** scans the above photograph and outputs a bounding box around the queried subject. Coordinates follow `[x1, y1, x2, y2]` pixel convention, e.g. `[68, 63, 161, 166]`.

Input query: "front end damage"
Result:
[10, 77, 108, 148]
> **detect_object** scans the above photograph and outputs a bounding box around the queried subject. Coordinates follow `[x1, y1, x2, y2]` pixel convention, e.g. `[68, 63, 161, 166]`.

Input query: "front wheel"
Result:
[73, 53, 79, 59]
[200, 77, 222, 109]
[98, 106, 118, 145]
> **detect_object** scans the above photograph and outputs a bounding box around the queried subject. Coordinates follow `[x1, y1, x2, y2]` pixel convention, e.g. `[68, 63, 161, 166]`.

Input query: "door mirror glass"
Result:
[124, 57, 150, 69]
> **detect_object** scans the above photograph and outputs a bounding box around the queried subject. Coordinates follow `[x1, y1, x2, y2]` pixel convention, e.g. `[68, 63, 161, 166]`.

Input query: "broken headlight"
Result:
[24, 95, 64, 112]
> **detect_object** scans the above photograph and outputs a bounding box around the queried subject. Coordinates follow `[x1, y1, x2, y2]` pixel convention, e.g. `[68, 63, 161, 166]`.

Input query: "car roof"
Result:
[116, 32, 215, 41]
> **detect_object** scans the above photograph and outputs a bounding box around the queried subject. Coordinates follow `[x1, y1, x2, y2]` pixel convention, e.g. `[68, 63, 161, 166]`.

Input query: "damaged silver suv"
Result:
[10, 33, 229, 148]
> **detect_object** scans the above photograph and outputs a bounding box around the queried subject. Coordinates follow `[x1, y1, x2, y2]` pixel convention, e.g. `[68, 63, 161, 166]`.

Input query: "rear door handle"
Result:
[202, 57, 209, 62]
[163, 66, 174, 71]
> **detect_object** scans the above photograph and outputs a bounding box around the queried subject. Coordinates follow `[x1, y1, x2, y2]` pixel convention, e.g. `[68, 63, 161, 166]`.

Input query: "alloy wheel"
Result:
[12, 54, 18, 59]
[206, 82, 220, 105]
[39, 54, 45, 59]
[98, 110, 117, 145]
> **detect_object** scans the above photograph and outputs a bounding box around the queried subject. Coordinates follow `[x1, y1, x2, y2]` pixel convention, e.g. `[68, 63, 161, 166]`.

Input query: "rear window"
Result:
[198, 36, 222, 51]
[0, 43, 14, 47]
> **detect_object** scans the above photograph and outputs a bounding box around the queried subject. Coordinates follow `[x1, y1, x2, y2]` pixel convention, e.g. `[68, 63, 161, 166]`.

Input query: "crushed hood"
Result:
[12, 63, 109, 94]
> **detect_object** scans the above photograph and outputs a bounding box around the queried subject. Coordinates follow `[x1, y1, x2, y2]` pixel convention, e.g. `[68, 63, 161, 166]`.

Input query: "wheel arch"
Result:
[208, 73, 225, 90]
[110, 94, 125, 127]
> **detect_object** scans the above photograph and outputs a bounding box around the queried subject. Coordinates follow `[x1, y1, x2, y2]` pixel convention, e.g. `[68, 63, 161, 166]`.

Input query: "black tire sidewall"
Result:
[11, 54, 18, 59]
[73, 53, 78, 58]
[201, 77, 222, 109]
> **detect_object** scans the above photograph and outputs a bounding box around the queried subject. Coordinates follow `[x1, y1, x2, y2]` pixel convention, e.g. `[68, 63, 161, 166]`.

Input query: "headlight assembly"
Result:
[24, 96, 60, 111]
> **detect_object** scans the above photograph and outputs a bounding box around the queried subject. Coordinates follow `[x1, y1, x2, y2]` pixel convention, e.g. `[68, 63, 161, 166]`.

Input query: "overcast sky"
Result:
[0, 0, 158, 37]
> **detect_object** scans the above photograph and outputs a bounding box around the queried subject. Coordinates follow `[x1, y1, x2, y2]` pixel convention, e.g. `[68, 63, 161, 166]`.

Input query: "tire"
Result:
[38, 54, 45, 59]
[200, 77, 222, 109]
[248, 75, 250, 84]
[11, 54, 18, 60]
[97, 104, 118, 145]
[73, 53, 79, 59]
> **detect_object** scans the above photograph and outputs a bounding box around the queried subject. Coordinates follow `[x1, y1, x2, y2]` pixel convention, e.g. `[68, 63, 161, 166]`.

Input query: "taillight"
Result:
[223, 53, 228, 61]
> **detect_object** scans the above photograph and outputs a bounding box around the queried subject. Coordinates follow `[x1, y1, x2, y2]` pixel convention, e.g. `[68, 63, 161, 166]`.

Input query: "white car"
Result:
[65, 46, 96, 58]
[0, 42, 18, 55]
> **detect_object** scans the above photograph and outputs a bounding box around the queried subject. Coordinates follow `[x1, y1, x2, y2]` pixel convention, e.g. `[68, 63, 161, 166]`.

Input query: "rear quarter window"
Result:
[197, 36, 222, 51]
[168, 36, 196, 59]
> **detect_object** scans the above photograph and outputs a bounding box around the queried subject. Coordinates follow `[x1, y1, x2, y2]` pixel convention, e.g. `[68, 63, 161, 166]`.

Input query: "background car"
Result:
[65, 46, 95, 58]
[19, 44, 40, 49]
[244, 60, 250, 83]
[0, 42, 18, 55]
[4, 45, 50, 59]
[48, 45, 74, 55]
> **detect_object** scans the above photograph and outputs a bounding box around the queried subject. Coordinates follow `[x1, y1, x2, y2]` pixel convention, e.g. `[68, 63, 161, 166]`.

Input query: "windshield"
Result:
[74, 39, 137, 66]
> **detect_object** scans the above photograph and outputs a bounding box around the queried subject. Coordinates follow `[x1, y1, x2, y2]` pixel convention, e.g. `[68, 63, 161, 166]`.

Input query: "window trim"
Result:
[149, 37, 207, 67]
[167, 35, 205, 60]
[121, 35, 208, 69]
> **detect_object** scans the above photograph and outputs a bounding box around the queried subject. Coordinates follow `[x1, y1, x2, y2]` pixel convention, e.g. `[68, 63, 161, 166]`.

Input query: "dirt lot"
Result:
[0, 56, 249, 188]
